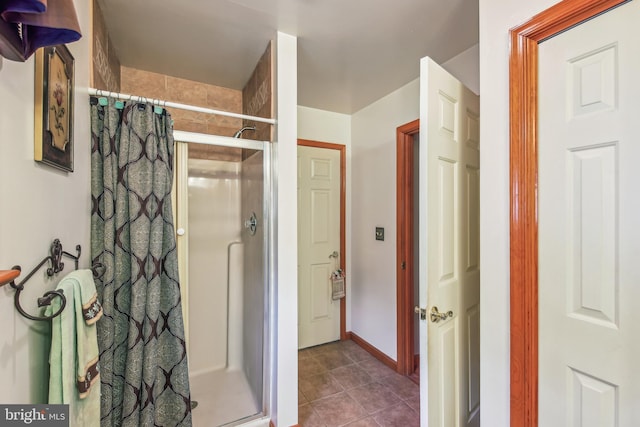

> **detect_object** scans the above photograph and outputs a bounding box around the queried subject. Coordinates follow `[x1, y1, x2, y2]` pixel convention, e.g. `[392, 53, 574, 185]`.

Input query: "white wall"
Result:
[442, 43, 480, 95]
[0, 0, 91, 404]
[298, 106, 351, 145]
[346, 45, 479, 361]
[479, 1, 561, 425]
[297, 106, 352, 330]
[273, 31, 298, 427]
[350, 79, 419, 359]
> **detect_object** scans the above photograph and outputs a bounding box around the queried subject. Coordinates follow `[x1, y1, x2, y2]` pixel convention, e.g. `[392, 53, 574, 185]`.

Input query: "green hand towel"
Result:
[46, 269, 102, 427]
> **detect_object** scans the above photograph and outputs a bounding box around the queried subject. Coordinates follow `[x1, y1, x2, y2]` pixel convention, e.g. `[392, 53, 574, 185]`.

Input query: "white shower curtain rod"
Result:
[88, 88, 276, 125]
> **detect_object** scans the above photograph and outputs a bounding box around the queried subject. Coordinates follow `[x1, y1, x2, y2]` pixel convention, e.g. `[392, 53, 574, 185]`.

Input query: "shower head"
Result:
[233, 126, 256, 138]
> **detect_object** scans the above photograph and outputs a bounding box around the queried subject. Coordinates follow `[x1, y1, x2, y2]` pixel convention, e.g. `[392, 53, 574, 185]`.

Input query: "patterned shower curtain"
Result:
[90, 97, 192, 427]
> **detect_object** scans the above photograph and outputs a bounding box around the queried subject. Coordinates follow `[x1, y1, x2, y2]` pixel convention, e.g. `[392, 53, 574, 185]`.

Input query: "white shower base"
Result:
[190, 368, 262, 426]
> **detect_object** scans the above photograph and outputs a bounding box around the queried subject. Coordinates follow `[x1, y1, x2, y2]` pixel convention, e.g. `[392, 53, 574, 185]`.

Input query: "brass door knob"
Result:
[430, 306, 453, 323]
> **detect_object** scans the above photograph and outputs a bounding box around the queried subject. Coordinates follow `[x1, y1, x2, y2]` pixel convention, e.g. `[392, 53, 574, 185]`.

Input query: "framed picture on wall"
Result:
[34, 44, 74, 172]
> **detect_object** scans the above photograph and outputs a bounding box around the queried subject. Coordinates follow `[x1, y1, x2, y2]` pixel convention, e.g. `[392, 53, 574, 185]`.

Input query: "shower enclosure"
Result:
[174, 132, 271, 427]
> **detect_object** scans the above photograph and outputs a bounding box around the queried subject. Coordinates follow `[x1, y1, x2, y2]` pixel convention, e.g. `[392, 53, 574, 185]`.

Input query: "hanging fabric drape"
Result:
[90, 97, 192, 427]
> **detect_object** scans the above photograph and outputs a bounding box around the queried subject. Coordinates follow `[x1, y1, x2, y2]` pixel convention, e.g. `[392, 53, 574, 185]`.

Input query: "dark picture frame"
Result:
[34, 44, 74, 172]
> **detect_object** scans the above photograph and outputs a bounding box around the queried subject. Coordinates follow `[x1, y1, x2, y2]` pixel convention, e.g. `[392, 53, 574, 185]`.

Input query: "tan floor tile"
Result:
[378, 372, 420, 400]
[299, 403, 326, 427]
[404, 396, 420, 412]
[346, 382, 401, 414]
[329, 365, 373, 390]
[309, 340, 343, 355]
[315, 350, 354, 370]
[343, 416, 380, 426]
[373, 402, 419, 427]
[299, 357, 327, 378]
[299, 371, 344, 402]
[298, 341, 419, 427]
[299, 389, 308, 405]
[357, 359, 396, 380]
[342, 344, 375, 362]
[299, 347, 316, 360]
[311, 392, 366, 427]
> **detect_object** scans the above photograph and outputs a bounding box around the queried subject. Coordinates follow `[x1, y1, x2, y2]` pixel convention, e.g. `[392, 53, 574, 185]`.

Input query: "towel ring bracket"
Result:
[7, 239, 103, 321]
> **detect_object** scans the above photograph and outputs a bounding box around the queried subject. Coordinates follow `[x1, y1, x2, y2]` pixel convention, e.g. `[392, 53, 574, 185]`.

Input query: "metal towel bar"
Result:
[5, 239, 104, 321]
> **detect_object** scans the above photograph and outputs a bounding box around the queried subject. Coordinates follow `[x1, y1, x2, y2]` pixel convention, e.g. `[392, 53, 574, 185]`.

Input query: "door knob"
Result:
[414, 306, 426, 320]
[430, 306, 453, 323]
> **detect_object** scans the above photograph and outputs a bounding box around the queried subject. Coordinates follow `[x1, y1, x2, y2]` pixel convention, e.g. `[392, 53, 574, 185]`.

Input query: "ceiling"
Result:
[96, 0, 478, 114]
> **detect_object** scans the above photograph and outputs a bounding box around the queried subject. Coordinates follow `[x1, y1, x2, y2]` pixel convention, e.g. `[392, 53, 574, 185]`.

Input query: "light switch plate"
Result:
[375, 227, 384, 241]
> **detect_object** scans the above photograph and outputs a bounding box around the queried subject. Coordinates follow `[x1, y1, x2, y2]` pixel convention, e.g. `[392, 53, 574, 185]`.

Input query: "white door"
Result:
[298, 145, 341, 349]
[418, 57, 480, 427]
[538, 1, 640, 425]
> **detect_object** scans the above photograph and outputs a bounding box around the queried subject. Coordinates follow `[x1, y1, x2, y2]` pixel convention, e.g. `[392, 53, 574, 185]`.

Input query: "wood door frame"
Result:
[396, 119, 420, 376]
[509, 0, 628, 425]
[297, 138, 348, 340]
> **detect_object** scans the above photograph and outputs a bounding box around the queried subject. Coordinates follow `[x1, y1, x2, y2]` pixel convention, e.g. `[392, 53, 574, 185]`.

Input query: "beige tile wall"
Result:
[242, 41, 274, 142]
[92, 0, 269, 140]
[91, 0, 121, 92]
[120, 67, 243, 137]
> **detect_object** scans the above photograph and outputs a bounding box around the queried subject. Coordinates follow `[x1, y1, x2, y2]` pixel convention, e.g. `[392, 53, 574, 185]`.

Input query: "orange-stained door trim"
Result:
[395, 119, 419, 376]
[509, 1, 629, 425]
[297, 139, 348, 340]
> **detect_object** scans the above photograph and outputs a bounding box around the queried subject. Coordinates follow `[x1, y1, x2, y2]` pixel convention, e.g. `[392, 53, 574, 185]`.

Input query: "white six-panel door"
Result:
[298, 145, 341, 349]
[538, 1, 640, 425]
[419, 57, 480, 427]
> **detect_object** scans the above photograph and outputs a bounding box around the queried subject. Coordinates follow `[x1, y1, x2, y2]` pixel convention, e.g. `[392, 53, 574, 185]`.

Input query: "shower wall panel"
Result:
[188, 159, 242, 375]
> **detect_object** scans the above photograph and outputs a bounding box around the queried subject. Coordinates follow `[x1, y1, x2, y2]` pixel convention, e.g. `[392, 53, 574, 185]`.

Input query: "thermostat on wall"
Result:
[375, 227, 384, 241]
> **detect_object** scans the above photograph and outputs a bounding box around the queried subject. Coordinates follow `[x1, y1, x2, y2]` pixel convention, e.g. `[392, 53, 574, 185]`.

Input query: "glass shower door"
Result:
[174, 135, 270, 427]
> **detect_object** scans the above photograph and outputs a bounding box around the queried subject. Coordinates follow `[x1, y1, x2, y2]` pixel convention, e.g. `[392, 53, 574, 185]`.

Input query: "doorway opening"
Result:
[396, 119, 420, 382]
